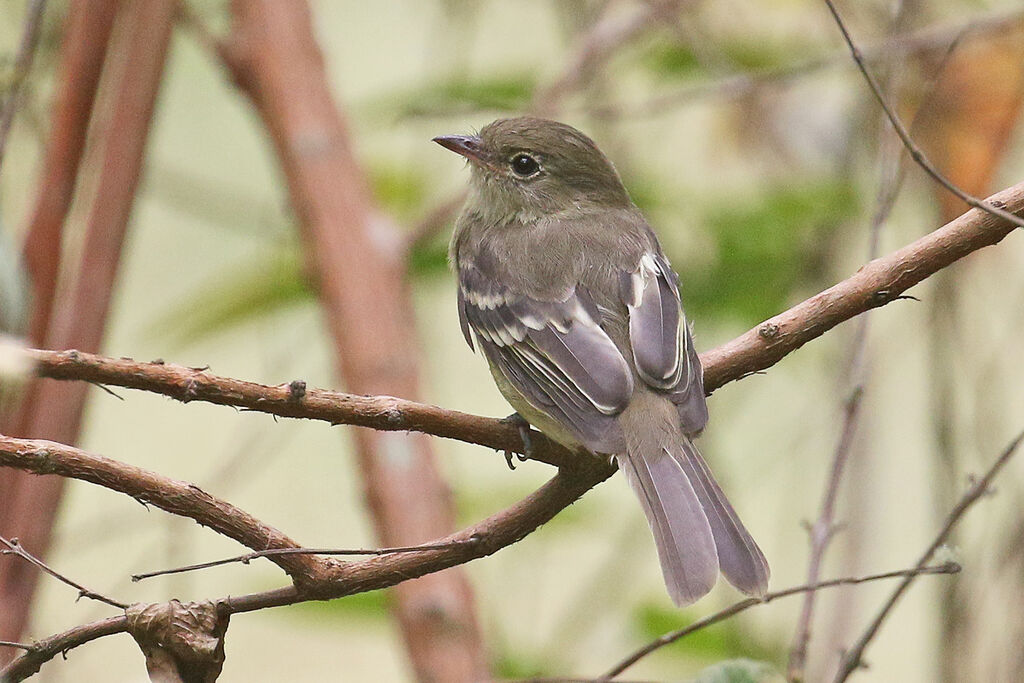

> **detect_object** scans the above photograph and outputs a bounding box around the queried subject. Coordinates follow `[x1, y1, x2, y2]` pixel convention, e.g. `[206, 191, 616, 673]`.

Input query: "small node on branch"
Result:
[758, 322, 781, 341]
[286, 379, 306, 401]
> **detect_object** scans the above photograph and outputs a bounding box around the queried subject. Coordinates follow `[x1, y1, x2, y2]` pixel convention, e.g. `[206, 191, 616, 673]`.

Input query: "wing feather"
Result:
[622, 253, 708, 434]
[460, 262, 632, 452]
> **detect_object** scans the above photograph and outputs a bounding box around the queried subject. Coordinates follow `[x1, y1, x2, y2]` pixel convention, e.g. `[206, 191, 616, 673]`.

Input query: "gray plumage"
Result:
[437, 117, 769, 605]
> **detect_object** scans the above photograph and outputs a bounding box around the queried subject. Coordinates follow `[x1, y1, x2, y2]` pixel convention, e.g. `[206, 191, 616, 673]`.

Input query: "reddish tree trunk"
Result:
[0, 0, 175, 652]
[0, 0, 120, 541]
[225, 3, 488, 681]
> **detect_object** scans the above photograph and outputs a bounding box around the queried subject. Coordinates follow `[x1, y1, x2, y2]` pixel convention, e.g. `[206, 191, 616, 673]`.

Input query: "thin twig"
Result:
[532, 0, 687, 114]
[786, 24, 965, 676]
[600, 562, 961, 680]
[132, 539, 480, 581]
[86, 381, 124, 400]
[0, 641, 32, 650]
[833, 428, 1024, 681]
[0, 535, 127, 609]
[595, 7, 1024, 119]
[822, 0, 1024, 230]
[0, 0, 47, 175]
[1, 464, 616, 682]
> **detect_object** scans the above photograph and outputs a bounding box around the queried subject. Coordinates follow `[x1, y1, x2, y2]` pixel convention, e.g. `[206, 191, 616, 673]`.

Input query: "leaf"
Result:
[694, 658, 785, 683]
[718, 36, 817, 72]
[492, 650, 552, 680]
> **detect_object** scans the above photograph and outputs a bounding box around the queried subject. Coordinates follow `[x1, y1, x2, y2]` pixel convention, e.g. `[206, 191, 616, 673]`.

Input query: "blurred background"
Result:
[1, 0, 1024, 681]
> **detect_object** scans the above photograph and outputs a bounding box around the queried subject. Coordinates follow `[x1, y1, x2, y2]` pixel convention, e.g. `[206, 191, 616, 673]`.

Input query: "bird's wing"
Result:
[459, 262, 633, 452]
[619, 252, 708, 434]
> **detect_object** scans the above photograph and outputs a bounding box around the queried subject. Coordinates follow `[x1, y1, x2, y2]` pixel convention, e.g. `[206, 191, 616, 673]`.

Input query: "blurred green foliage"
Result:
[492, 649, 557, 680]
[0, 213, 27, 334]
[695, 658, 785, 683]
[149, 247, 311, 347]
[286, 588, 389, 623]
[152, 169, 858, 346]
[381, 73, 537, 119]
[634, 32, 821, 83]
[368, 163, 429, 221]
[633, 600, 781, 666]
[679, 178, 859, 324]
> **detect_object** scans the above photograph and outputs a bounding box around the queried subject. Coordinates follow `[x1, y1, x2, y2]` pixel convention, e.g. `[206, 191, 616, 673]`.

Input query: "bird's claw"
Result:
[501, 413, 534, 470]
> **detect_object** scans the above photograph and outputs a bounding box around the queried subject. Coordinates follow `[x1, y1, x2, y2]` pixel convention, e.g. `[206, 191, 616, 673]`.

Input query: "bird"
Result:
[434, 116, 769, 606]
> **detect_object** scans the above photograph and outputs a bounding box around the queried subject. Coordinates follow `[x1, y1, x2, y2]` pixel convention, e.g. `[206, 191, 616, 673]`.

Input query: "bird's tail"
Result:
[616, 400, 769, 605]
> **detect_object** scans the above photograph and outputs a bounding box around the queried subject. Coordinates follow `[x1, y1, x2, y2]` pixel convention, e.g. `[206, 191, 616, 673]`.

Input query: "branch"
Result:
[0, 435, 326, 583]
[822, 0, 1024, 231]
[26, 350, 581, 469]
[787, 40, 935, 676]
[598, 7, 1024, 119]
[22, 177, 1022, 456]
[600, 562, 961, 680]
[532, 0, 688, 114]
[15, 0, 120, 350]
[222, 2, 488, 678]
[699, 179, 1023, 391]
[0, 0, 177, 653]
[0, 535, 126, 609]
[4, 161, 1022, 683]
[0, 642, 31, 651]
[1, 462, 616, 681]
[131, 540, 477, 582]
[833, 428, 1024, 681]
[0, 615, 127, 681]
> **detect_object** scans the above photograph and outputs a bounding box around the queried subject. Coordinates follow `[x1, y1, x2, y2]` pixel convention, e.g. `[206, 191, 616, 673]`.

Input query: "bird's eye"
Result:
[510, 153, 540, 177]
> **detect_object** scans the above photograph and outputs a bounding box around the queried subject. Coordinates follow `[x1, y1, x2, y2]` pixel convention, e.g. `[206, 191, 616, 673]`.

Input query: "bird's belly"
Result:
[486, 359, 585, 452]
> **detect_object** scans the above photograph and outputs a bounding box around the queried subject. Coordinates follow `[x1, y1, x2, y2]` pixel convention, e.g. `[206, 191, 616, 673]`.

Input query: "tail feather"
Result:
[616, 450, 718, 606]
[676, 439, 770, 596]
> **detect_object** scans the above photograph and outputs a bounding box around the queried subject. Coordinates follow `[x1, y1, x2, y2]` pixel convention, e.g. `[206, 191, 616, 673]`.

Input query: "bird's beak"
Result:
[432, 134, 485, 165]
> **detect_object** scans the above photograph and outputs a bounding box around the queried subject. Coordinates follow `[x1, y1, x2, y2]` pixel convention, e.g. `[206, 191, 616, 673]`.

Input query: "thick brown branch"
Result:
[22, 179, 1024, 463]
[1, 461, 615, 682]
[2, 165, 1021, 683]
[26, 350, 580, 468]
[0, 435, 325, 582]
[223, 3, 488, 678]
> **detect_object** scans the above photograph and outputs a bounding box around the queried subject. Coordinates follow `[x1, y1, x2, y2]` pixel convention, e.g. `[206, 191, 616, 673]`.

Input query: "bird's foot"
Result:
[501, 413, 534, 470]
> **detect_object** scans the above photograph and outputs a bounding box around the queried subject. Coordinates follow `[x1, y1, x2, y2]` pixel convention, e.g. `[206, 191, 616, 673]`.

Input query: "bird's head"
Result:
[434, 117, 631, 222]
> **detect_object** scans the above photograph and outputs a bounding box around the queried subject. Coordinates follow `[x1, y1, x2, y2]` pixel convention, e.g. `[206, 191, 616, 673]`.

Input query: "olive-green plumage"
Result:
[435, 117, 769, 605]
